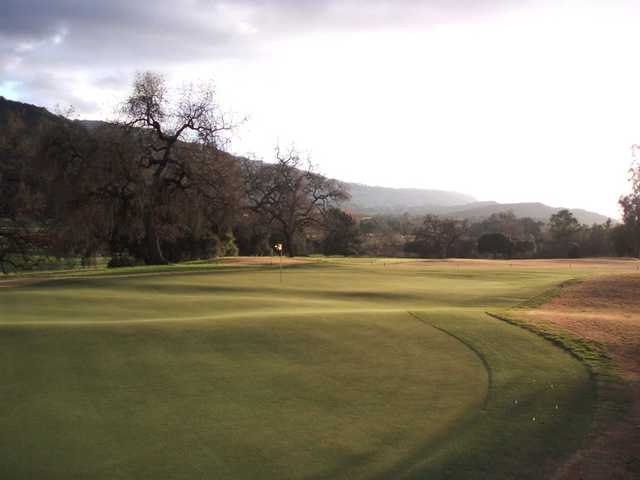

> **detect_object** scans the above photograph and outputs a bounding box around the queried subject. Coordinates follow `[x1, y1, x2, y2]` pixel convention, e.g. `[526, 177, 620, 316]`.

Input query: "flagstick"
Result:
[274, 243, 284, 284]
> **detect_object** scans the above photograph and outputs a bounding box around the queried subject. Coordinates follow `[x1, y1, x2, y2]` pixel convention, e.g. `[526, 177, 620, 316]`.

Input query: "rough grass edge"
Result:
[486, 308, 633, 479]
[513, 277, 585, 310]
[487, 277, 632, 425]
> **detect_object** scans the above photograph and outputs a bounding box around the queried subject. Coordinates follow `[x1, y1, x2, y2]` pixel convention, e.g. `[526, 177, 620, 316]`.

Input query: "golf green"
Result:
[0, 260, 596, 478]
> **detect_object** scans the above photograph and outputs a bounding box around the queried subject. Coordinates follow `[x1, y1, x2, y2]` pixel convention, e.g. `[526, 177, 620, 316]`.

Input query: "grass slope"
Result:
[0, 258, 614, 479]
[404, 311, 593, 479]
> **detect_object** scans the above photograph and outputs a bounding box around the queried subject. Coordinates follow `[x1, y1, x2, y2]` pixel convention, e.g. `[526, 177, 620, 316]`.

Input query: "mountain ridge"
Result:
[0, 96, 613, 225]
[344, 183, 612, 224]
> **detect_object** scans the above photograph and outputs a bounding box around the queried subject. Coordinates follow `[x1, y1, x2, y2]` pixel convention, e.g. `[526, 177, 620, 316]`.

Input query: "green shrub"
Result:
[220, 231, 239, 257]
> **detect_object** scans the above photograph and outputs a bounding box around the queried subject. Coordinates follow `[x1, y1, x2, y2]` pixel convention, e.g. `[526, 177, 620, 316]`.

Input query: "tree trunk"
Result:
[143, 207, 169, 265]
[284, 229, 296, 257]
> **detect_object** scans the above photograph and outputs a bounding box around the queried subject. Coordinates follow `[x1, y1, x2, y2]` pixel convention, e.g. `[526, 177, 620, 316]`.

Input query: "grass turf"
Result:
[0, 259, 608, 478]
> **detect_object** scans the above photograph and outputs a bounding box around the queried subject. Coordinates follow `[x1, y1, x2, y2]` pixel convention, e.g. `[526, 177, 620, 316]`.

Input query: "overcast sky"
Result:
[2, 0, 639, 218]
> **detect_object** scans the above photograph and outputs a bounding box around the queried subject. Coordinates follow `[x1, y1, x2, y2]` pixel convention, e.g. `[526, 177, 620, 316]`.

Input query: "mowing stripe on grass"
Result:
[0, 259, 607, 478]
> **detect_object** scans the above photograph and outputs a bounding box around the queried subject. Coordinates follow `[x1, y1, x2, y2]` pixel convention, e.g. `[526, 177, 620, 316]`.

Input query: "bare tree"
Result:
[619, 160, 640, 257]
[41, 121, 147, 260]
[243, 147, 349, 256]
[120, 71, 232, 264]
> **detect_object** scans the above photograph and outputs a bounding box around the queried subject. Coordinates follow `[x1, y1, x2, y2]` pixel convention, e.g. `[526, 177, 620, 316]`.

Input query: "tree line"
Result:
[374, 209, 632, 259]
[0, 73, 349, 271]
[1, 72, 639, 272]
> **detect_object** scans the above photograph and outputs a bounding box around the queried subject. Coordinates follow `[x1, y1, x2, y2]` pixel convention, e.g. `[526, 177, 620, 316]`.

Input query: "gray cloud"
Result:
[0, 0, 526, 114]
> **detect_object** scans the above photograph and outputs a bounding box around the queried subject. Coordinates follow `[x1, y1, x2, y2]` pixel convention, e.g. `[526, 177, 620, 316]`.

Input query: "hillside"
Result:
[440, 202, 612, 225]
[0, 96, 65, 133]
[343, 182, 611, 224]
[344, 183, 476, 213]
[0, 97, 613, 225]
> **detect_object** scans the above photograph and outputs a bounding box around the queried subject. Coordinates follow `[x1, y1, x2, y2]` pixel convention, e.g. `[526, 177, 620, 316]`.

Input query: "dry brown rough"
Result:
[523, 274, 640, 480]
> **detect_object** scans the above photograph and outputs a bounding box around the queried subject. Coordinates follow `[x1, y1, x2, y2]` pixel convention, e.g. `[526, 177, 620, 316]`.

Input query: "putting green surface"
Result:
[0, 260, 602, 479]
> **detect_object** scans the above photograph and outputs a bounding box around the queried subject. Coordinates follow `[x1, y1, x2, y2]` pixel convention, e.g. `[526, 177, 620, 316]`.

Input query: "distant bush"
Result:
[478, 233, 513, 259]
[107, 255, 137, 268]
[2, 255, 89, 272]
[64, 257, 80, 269]
[81, 256, 98, 268]
[203, 235, 221, 259]
[568, 242, 581, 258]
[219, 232, 239, 257]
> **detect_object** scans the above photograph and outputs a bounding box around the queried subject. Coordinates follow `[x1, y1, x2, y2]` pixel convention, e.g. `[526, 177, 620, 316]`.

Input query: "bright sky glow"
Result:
[2, 0, 639, 218]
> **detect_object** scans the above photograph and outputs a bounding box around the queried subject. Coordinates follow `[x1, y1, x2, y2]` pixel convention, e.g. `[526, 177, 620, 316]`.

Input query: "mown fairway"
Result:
[0, 259, 615, 479]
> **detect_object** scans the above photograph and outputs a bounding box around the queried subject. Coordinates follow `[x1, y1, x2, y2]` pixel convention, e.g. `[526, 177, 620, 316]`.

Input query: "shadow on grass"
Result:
[370, 311, 596, 480]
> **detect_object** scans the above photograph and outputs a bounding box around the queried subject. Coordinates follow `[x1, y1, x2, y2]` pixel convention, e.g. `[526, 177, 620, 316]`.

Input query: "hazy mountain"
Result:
[342, 181, 611, 224]
[344, 183, 476, 213]
[438, 202, 612, 225]
[0, 97, 614, 225]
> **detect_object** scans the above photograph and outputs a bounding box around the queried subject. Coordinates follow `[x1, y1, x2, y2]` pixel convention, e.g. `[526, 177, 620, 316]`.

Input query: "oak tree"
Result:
[121, 72, 232, 264]
[243, 148, 349, 256]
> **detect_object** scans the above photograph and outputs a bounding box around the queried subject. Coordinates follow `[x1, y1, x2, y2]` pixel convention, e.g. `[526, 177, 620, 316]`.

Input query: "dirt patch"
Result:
[214, 256, 318, 266]
[522, 274, 640, 480]
[0, 278, 49, 289]
[387, 257, 640, 272]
